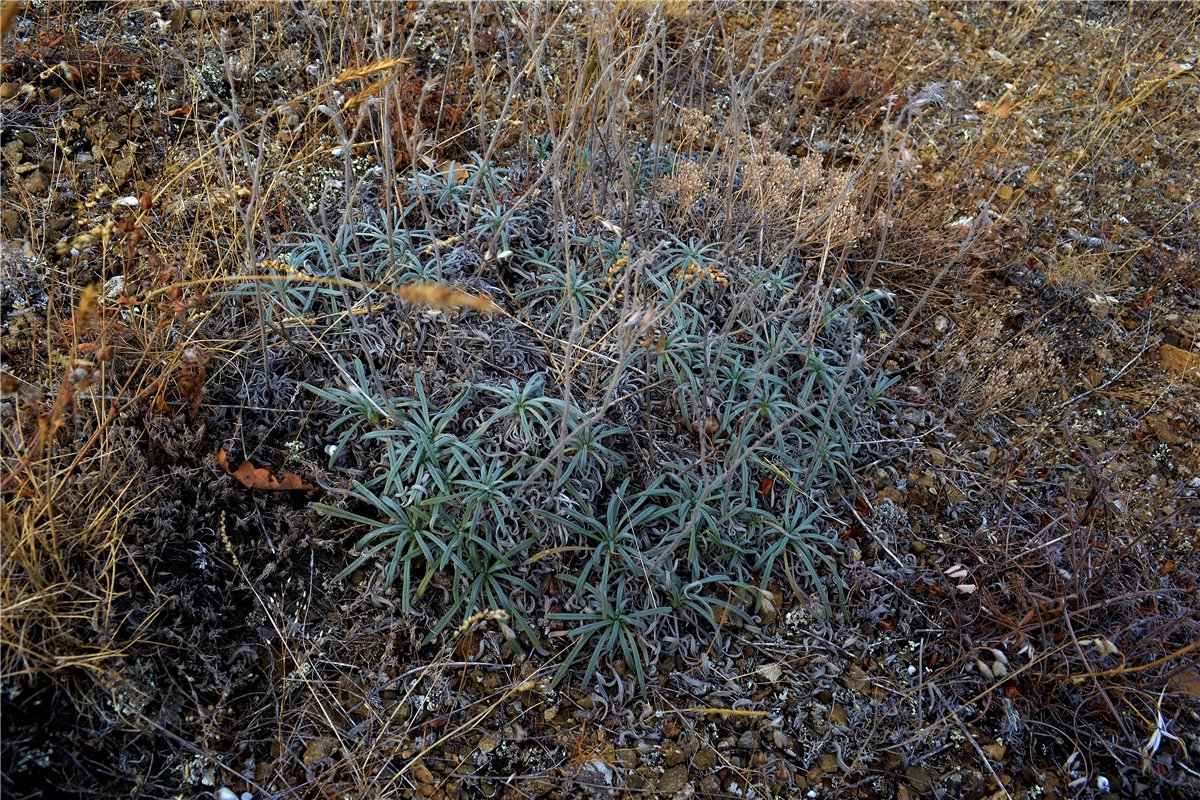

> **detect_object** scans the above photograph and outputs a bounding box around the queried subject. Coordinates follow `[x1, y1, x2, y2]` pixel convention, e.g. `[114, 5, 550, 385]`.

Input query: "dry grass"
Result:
[2, 1, 1197, 798]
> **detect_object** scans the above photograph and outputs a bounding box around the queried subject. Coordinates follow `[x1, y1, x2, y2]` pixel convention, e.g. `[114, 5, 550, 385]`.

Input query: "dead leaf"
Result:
[435, 159, 471, 183]
[1, 1, 20, 40]
[1167, 668, 1200, 700]
[1159, 344, 1200, 380]
[217, 447, 317, 491]
[991, 99, 1014, 119]
[986, 47, 1013, 67]
[975, 98, 1014, 118]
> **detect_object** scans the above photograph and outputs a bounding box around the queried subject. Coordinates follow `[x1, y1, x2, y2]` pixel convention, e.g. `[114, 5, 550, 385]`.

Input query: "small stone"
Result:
[112, 155, 136, 184]
[301, 738, 326, 766]
[1145, 413, 1181, 445]
[2, 209, 21, 238]
[756, 663, 783, 683]
[905, 765, 935, 794]
[1159, 344, 1200, 380]
[662, 741, 685, 767]
[410, 758, 434, 784]
[2, 139, 23, 166]
[657, 765, 689, 794]
[24, 170, 48, 194]
[875, 485, 905, 505]
[692, 747, 718, 771]
[0, 82, 19, 99]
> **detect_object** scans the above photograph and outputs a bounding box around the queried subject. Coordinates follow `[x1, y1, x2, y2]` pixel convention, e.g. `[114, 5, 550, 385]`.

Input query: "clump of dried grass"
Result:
[0, 281, 168, 692]
[950, 314, 1065, 414]
[659, 120, 861, 251]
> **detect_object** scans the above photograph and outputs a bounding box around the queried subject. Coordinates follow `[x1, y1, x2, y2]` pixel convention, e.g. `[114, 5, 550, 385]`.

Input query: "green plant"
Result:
[514, 247, 606, 328]
[477, 372, 578, 450]
[755, 489, 844, 614]
[302, 359, 392, 466]
[291, 143, 891, 695]
[427, 535, 540, 649]
[541, 478, 668, 598]
[548, 579, 669, 690]
[316, 483, 447, 613]
[556, 422, 628, 489]
[360, 376, 477, 501]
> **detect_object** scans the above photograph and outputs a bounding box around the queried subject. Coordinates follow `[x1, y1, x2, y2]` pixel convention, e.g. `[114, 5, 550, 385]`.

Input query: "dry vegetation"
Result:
[1, 2, 1198, 799]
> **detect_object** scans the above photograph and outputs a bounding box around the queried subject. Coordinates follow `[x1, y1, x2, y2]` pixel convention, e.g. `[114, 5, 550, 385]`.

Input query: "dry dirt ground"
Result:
[2, 3, 1198, 799]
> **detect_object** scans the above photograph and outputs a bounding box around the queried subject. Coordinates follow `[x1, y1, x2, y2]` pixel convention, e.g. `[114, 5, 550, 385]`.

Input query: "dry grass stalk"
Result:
[395, 281, 502, 315]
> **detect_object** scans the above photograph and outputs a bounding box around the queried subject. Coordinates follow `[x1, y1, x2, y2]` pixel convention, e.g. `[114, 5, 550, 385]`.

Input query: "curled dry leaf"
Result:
[943, 563, 970, 580]
[217, 447, 317, 491]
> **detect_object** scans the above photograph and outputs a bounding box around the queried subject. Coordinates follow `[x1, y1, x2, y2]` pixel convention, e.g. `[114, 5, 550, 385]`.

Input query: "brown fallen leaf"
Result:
[1168, 668, 1200, 700]
[1, 1, 20, 40]
[1159, 343, 1200, 381]
[217, 447, 317, 491]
